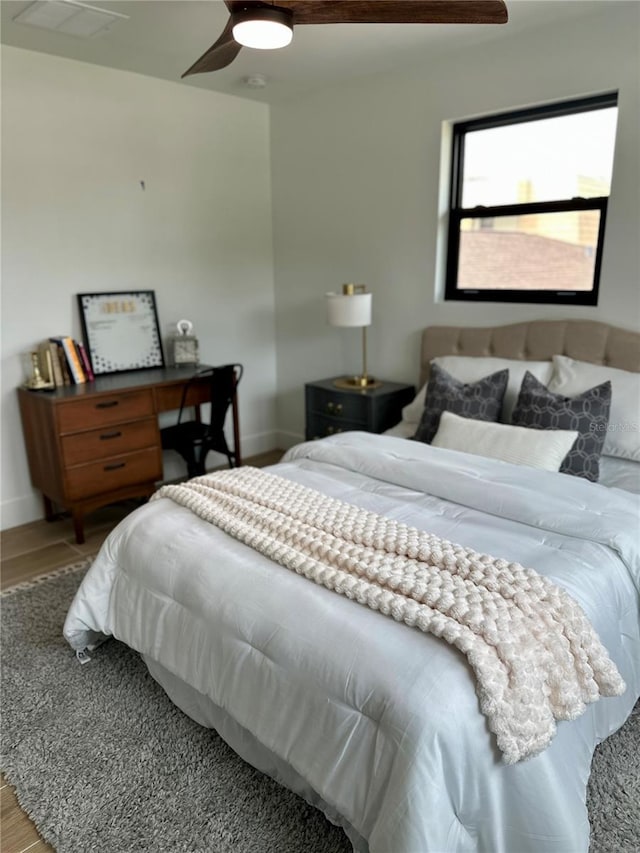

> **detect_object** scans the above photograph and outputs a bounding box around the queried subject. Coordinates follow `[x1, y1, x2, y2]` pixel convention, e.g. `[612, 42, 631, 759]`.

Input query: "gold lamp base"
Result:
[333, 375, 382, 390]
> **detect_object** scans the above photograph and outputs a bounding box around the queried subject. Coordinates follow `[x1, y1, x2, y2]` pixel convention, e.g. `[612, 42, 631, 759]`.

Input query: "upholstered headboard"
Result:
[419, 320, 640, 387]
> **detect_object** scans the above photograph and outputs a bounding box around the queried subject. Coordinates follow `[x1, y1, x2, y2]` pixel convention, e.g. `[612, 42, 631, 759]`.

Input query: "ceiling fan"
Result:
[182, 1, 508, 77]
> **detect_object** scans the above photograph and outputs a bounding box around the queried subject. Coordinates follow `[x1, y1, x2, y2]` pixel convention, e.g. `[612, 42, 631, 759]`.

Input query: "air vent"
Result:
[13, 0, 128, 38]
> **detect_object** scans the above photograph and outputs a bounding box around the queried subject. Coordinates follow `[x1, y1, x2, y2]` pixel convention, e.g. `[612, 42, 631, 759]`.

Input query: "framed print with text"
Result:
[77, 291, 165, 375]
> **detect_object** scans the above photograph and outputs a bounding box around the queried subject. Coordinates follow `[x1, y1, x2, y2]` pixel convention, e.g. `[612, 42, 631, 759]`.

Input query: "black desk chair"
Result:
[161, 364, 243, 478]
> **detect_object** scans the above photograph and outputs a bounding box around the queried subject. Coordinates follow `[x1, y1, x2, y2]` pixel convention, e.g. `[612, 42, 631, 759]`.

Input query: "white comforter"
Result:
[64, 433, 640, 853]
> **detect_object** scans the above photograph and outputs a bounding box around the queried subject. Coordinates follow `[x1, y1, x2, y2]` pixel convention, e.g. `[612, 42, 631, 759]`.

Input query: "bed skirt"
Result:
[142, 653, 366, 853]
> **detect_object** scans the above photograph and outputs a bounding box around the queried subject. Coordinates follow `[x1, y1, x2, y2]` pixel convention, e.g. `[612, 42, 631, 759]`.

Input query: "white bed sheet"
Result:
[64, 433, 640, 853]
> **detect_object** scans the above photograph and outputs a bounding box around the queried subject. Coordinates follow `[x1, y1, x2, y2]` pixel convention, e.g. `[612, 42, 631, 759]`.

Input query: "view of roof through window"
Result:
[447, 97, 619, 302]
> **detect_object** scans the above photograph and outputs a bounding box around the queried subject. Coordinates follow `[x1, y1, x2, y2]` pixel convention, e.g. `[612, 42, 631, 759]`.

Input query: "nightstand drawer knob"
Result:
[326, 426, 343, 436]
[326, 402, 343, 414]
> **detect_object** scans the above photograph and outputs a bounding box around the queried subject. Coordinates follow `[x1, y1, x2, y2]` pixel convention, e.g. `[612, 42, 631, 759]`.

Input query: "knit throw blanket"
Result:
[153, 467, 625, 763]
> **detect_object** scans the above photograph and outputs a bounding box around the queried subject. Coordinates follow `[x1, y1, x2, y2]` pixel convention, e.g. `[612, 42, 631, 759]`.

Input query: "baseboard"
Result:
[276, 430, 305, 451]
[1, 493, 44, 531]
[241, 430, 283, 458]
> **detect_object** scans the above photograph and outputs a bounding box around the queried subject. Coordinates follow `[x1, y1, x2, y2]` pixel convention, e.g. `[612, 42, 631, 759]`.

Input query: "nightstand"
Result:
[305, 378, 415, 441]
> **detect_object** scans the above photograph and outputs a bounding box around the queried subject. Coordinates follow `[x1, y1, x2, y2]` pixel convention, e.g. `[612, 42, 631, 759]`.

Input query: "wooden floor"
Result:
[0, 449, 284, 853]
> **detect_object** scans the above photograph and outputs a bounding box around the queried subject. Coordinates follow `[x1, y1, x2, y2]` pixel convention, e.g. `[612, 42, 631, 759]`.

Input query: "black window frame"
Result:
[444, 92, 618, 306]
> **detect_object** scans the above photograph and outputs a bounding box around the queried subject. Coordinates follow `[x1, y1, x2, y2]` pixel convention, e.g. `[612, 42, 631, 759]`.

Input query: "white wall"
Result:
[1, 46, 277, 529]
[271, 3, 640, 445]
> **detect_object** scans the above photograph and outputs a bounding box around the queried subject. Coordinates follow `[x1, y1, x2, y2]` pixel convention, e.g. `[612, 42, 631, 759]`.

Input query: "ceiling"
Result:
[0, 0, 606, 104]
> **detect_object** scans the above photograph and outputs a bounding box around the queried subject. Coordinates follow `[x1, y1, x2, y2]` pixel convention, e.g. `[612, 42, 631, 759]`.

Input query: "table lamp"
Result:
[326, 283, 380, 389]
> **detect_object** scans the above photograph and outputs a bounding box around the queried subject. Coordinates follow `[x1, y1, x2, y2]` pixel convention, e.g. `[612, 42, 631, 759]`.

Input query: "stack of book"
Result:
[37, 337, 95, 387]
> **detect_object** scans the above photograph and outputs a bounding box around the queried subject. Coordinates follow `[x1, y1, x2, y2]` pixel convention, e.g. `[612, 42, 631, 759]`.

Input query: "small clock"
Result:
[169, 319, 199, 367]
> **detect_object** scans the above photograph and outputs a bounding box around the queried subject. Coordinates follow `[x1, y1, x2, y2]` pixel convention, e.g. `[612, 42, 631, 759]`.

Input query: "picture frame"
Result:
[77, 291, 165, 376]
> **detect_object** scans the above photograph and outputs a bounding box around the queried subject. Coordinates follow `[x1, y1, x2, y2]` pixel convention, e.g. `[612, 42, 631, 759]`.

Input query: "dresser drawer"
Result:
[61, 417, 159, 467]
[65, 447, 162, 501]
[57, 389, 155, 434]
[306, 386, 368, 423]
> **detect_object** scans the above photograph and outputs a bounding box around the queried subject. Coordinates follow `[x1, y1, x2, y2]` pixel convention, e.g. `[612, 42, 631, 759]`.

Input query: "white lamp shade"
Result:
[326, 292, 372, 328]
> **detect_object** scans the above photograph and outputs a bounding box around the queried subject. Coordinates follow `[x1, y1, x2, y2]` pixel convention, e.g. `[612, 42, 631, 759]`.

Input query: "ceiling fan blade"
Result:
[275, 1, 508, 26]
[184, 0, 507, 79]
[182, 17, 242, 78]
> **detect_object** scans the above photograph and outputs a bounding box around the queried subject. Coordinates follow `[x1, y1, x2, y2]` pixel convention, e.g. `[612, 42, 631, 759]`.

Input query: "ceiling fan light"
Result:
[232, 7, 293, 50]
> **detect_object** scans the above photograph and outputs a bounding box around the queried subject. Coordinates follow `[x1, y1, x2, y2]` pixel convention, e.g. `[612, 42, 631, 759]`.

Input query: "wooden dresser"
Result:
[17, 366, 237, 544]
[18, 384, 161, 544]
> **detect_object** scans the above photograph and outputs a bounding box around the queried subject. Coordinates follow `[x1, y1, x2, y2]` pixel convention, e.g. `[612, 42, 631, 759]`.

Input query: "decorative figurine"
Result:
[24, 350, 54, 391]
[170, 319, 199, 367]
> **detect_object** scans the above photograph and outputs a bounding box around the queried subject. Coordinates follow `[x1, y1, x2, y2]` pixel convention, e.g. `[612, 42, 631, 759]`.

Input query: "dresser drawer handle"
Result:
[326, 426, 343, 436]
[103, 462, 126, 471]
[96, 400, 119, 409]
[326, 402, 343, 414]
[100, 430, 123, 440]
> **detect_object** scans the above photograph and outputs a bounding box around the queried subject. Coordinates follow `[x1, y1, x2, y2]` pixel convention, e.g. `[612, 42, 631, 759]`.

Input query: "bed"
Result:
[64, 320, 640, 853]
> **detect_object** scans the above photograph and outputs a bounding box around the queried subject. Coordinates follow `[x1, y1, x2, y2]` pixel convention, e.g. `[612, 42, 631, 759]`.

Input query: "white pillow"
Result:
[401, 357, 553, 426]
[384, 420, 415, 438]
[401, 384, 428, 425]
[432, 411, 578, 471]
[549, 355, 640, 462]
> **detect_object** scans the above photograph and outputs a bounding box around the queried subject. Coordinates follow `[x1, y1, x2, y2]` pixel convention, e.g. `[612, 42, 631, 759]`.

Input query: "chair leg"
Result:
[188, 458, 207, 477]
[186, 444, 207, 478]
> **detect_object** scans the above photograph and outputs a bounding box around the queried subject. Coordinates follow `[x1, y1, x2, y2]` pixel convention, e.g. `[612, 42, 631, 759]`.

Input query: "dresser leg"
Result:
[43, 495, 56, 522]
[72, 510, 85, 545]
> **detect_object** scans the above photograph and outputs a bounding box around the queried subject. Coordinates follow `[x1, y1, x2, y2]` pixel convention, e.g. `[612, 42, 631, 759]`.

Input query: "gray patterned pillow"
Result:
[414, 364, 509, 444]
[511, 371, 611, 482]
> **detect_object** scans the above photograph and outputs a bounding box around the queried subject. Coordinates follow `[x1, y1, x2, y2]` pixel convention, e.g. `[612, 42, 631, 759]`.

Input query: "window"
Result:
[445, 93, 618, 305]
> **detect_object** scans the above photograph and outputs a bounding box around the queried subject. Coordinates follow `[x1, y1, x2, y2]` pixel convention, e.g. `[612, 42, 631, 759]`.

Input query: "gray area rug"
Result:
[1, 562, 638, 853]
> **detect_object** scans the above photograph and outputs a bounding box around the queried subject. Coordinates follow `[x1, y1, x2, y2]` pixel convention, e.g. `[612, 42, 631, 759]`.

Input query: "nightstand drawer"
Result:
[57, 389, 155, 434]
[65, 447, 162, 500]
[306, 413, 365, 440]
[61, 417, 160, 466]
[306, 386, 368, 422]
